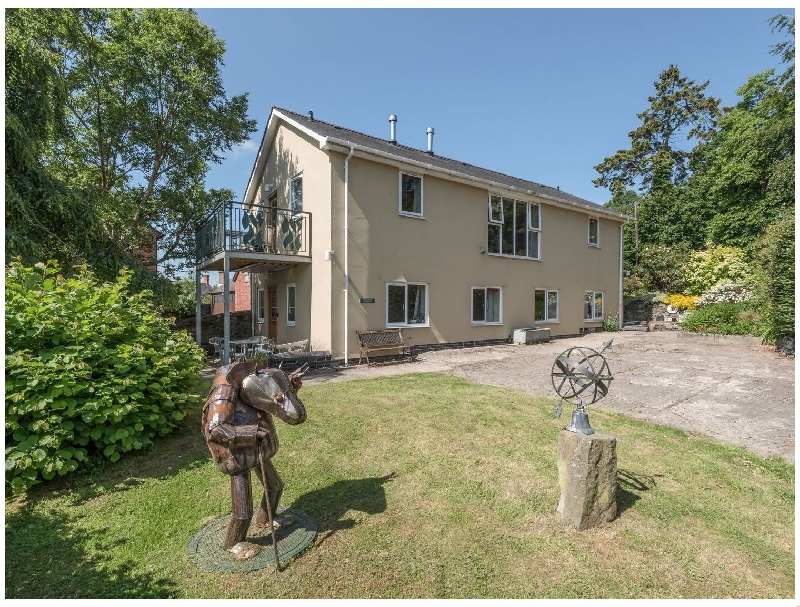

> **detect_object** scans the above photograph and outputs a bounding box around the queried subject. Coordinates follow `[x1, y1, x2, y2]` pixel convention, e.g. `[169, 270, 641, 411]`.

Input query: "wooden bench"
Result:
[356, 329, 412, 365]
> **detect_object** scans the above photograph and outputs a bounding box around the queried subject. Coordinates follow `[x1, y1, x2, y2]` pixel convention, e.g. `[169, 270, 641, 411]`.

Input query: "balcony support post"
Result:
[223, 254, 231, 365]
[195, 267, 202, 347]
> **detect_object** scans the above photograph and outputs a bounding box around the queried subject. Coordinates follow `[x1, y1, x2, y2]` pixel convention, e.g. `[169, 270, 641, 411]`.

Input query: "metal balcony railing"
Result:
[196, 201, 311, 263]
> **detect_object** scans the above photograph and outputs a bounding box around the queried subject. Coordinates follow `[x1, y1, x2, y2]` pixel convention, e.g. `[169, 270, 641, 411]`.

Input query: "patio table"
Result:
[228, 337, 264, 362]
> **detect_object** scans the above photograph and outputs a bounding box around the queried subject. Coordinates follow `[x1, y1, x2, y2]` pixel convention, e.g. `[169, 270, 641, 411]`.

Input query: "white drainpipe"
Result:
[619, 223, 624, 326]
[344, 147, 354, 365]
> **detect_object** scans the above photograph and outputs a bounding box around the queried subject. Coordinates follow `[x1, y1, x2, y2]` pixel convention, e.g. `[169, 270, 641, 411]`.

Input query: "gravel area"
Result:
[303, 331, 795, 462]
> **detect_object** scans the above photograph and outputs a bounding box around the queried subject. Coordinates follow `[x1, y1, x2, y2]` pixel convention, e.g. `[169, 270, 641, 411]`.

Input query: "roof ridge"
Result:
[274, 106, 563, 194]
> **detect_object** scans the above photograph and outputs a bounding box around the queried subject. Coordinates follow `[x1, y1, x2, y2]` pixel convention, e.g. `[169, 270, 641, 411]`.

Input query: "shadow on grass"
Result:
[289, 472, 396, 546]
[616, 469, 658, 515]
[5, 506, 179, 599]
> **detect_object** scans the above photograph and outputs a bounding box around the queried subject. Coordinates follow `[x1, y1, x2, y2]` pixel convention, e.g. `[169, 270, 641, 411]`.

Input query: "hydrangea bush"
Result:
[5, 260, 206, 494]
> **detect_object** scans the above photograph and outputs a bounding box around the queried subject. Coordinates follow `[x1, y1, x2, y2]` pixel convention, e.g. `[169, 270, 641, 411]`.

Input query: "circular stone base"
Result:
[188, 507, 317, 573]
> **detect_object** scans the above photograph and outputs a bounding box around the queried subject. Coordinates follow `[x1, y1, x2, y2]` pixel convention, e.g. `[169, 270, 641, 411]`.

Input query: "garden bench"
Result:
[356, 328, 411, 365]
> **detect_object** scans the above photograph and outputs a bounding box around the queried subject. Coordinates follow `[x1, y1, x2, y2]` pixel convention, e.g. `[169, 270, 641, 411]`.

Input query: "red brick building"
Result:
[209, 270, 252, 315]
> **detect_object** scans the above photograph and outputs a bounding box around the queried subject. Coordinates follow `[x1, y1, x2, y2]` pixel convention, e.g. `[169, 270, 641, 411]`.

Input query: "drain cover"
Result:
[188, 507, 317, 573]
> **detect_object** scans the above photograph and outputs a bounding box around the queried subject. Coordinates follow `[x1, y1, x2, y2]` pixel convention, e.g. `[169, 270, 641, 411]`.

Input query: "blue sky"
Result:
[196, 7, 793, 206]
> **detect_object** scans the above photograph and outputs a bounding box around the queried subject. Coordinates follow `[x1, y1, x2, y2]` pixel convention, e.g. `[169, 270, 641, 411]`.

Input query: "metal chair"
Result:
[208, 337, 223, 361]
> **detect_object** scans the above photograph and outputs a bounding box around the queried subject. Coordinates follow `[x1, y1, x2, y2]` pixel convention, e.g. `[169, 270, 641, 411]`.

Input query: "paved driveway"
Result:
[305, 331, 795, 462]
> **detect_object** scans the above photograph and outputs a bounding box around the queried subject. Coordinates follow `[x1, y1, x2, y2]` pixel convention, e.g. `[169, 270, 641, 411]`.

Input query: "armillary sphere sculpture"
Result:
[551, 339, 614, 435]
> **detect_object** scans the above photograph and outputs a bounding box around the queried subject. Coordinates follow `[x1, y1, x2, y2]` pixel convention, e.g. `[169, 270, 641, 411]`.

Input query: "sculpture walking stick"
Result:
[257, 455, 281, 574]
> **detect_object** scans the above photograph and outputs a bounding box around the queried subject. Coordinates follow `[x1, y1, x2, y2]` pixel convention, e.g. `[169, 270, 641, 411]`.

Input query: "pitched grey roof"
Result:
[274, 107, 624, 218]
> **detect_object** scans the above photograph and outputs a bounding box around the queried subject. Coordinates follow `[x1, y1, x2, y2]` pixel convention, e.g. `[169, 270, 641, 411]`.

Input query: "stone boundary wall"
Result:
[174, 310, 253, 346]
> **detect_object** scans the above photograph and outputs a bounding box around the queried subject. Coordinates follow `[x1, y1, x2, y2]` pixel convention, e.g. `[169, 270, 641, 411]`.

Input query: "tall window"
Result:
[290, 175, 303, 212]
[257, 288, 265, 323]
[584, 291, 603, 321]
[399, 172, 423, 217]
[387, 282, 427, 326]
[286, 284, 296, 325]
[487, 194, 540, 259]
[535, 289, 558, 322]
[588, 217, 599, 246]
[472, 287, 502, 324]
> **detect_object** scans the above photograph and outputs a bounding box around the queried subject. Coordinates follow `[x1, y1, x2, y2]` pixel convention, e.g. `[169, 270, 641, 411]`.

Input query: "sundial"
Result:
[551, 340, 614, 434]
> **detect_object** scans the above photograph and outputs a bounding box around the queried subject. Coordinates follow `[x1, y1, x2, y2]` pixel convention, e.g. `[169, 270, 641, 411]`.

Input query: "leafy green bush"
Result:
[5, 260, 206, 494]
[680, 301, 761, 336]
[756, 212, 794, 343]
[637, 243, 690, 293]
[684, 245, 754, 296]
[602, 313, 620, 332]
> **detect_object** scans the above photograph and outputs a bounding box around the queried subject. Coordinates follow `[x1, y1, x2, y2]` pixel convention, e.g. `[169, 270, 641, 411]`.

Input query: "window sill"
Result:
[399, 211, 424, 219]
[257, 319, 265, 324]
[286, 322, 296, 327]
[471, 321, 503, 326]
[583, 319, 603, 323]
[588, 243, 600, 248]
[387, 323, 429, 329]
[534, 320, 559, 324]
[487, 253, 541, 261]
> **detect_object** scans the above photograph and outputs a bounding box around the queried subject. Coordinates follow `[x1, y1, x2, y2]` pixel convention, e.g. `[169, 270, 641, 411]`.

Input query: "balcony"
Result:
[195, 201, 312, 273]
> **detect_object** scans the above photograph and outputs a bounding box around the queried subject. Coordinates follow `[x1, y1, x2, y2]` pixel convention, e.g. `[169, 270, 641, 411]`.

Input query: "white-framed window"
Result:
[244, 272, 250, 283]
[588, 217, 599, 246]
[471, 286, 502, 325]
[387, 282, 428, 326]
[534, 289, 558, 323]
[584, 291, 604, 321]
[290, 174, 303, 212]
[286, 283, 296, 326]
[487, 194, 540, 260]
[256, 288, 265, 323]
[399, 172, 423, 217]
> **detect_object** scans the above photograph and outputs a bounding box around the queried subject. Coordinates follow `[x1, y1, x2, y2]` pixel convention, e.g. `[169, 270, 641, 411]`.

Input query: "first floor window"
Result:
[257, 288, 265, 322]
[535, 289, 558, 322]
[487, 195, 540, 259]
[290, 174, 303, 212]
[286, 284, 296, 325]
[588, 217, 599, 246]
[472, 287, 502, 324]
[585, 291, 603, 321]
[400, 173, 423, 216]
[387, 282, 427, 326]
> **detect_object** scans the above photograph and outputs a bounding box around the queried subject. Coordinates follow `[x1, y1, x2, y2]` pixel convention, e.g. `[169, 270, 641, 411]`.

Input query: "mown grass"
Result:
[5, 373, 794, 598]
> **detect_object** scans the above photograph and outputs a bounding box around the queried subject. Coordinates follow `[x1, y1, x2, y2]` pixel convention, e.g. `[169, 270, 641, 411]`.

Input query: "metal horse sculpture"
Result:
[202, 360, 308, 559]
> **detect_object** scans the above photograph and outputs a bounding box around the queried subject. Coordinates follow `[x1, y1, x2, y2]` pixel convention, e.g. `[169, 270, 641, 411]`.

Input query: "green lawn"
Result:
[5, 373, 794, 598]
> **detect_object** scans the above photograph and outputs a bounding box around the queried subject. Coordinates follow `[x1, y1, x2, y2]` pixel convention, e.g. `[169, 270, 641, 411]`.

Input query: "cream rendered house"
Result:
[195, 107, 628, 364]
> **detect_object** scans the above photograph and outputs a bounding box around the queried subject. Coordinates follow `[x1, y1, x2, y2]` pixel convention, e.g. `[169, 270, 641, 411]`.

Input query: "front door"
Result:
[267, 285, 278, 341]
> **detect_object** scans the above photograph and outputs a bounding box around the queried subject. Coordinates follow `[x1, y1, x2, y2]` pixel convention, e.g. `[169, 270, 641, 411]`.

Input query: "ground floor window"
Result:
[584, 291, 603, 321]
[535, 289, 558, 322]
[257, 288, 265, 323]
[387, 282, 428, 326]
[472, 286, 502, 324]
[286, 283, 296, 325]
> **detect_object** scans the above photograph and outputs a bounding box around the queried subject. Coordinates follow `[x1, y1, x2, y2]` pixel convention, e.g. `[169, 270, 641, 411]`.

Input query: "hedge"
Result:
[5, 260, 206, 494]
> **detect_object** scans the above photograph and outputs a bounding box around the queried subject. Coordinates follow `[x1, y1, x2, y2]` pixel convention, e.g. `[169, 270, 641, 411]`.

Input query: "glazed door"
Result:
[267, 285, 278, 341]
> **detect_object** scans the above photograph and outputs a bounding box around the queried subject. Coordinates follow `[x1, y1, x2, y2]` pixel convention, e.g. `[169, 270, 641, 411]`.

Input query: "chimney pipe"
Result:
[389, 114, 397, 144]
[308, 110, 314, 120]
[426, 127, 435, 155]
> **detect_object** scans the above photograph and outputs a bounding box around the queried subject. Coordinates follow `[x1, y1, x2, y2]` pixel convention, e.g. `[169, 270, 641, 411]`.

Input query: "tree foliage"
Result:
[5, 260, 206, 494]
[5, 8, 257, 277]
[601, 16, 794, 330]
[593, 64, 721, 195]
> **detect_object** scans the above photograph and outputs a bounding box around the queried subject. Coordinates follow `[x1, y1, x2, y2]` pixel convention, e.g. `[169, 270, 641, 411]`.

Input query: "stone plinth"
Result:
[556, 429, 617, 530]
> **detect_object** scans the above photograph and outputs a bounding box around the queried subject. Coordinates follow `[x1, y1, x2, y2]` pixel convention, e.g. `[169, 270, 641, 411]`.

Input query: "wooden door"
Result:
[267, 285, 278, 341]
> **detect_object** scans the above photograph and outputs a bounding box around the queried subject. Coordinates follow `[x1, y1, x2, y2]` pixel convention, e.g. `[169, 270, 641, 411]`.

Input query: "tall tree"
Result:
[687, 15, 794, 250]
[5, 9, 122, 275]
[593, 65, 721, 195]
[42, 8, 257, 275]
